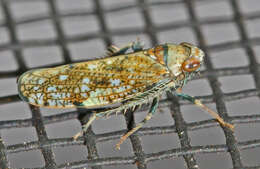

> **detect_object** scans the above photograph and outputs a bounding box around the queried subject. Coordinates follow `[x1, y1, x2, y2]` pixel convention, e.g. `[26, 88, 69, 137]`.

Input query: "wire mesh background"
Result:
[0, 0, 260, 168]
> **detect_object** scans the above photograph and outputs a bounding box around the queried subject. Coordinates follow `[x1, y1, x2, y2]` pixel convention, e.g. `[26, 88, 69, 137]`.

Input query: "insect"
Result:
[17, 40, 234, 149]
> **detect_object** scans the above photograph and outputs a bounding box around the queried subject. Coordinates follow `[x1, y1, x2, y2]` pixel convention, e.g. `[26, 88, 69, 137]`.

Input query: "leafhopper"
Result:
[17, 40, 234, 149]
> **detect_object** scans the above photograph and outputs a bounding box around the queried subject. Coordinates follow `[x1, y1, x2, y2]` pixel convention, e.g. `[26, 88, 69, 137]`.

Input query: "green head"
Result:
[146, 42, 204, 85]
[147, 42, 204, 77]
[166, 42, 204, 77]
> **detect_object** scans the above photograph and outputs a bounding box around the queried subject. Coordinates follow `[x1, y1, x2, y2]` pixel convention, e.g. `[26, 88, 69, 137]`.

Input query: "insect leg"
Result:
[115, 97, 159, 149]
[107, 43, 134, 56]
[174, 92, 234, 130]
[131, 38, 144, 52]
[73, 113, 97, 140]
[106, 39, 144, 56]
[115, 39, 144, 54]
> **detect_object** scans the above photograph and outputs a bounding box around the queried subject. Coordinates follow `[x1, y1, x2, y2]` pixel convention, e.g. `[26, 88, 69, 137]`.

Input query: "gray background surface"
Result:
[0, 0, 260, 168]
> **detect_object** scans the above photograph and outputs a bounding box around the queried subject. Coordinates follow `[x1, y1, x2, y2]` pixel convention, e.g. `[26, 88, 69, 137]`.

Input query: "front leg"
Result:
[106, 39, 144, 56]
[173, 92, 234, 130]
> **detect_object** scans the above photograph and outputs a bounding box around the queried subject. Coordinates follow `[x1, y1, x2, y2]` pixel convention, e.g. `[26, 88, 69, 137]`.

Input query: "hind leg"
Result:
[174, 92, 234, 130]
[116, 97, 159, 149]
[73, 113, 97, 140]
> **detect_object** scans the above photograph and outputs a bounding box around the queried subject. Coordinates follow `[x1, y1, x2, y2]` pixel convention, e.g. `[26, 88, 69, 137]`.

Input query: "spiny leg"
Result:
[106, 39, 144, 56]
[73, 113, 97, 140]
[73, 102, 139, 140]
[173, 92, 234, 130]
[116, 97, 159, 149]
[131, 38, 144, 52]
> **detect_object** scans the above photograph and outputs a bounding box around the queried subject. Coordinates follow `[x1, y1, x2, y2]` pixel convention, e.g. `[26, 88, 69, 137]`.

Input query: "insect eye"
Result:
[181, 57, 201, 72]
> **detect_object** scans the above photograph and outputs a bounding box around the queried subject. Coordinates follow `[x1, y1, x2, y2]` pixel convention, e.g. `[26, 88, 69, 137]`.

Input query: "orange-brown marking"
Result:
[195, 48, 200, 56]
[181, 57, 201, 72]
[154, 45, 165, 65]
[177, 46, 186, 55]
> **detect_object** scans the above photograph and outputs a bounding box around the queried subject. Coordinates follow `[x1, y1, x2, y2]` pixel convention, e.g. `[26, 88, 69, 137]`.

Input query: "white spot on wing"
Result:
[59, 75, 68, 80]
[127, 68, 134, 73]
[82, 78, 90, 84]
[36, 93, 43, 104]
[47, 86, 57, 92]
[83, 98, 107, 106]
[37, 99, 43, 105]
[89, 91, 97, 97]
[117, 86, 126, 92]
[81, 93, 88, 97]
[81, 85, 90, 92]
[33, 86, 39, 91]
[110, 79, 121, 86]
[74, 87, 80, 93]
[129, 80, 135, 84]
[132, 89, 137, 93]
[28, 97, 35, 103]
[51, 93, 61, 99]
[30, 94, 36, 99]
[89, 88, 106, 97]
[150, 55, 156, 59]
[171, 64, 182, 76]
[48, 100, 56, 106]
[105, 88, 112, 95]
[38, 78, 45, 84]
[36, 93, 42, 98]
[88, 64, 97, 70]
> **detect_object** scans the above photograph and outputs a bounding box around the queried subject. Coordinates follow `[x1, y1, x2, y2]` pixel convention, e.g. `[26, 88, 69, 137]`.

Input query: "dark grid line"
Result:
[0, 133, 8, 169]
[167, 93, 199, 169]
[6, 0, 259, 29]
[2, 33, 260, 54]
[5, 134, 260, 158]
[0, 0, 185, 28]
[47, 0, 72, 64]
[2, 112, 260, 151]
[124, 110, 147, 169]
[230, 0, 260, 96]
[0, 0, 260, 168]
[137, 0, 158, 45]
[93, 0, 112, 46]
[0, 0, 27, 73]
[184, 0, 243, 168]
[30, 105, 57, 168]
[78, 109, 101, 169]
[1, 5, 260, 30]
[0, 0, 27, 168]
[4, 138, 260, 168]
[0, 1, 260, 50]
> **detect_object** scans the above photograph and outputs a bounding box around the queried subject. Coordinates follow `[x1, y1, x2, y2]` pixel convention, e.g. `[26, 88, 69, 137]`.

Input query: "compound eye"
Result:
[181, 57, 201, 72]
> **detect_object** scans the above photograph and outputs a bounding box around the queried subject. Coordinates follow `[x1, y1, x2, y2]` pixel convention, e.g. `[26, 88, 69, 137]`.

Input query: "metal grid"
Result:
[0, 0, 260, 168]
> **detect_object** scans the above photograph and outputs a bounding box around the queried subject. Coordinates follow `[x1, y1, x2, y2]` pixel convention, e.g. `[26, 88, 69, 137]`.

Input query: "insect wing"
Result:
[18, 53, 170, 108]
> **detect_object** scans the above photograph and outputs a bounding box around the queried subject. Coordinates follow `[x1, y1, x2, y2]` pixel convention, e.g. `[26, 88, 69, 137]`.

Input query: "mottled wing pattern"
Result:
[18, 52, 170, 108]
